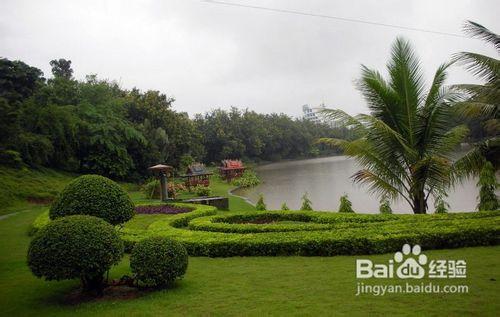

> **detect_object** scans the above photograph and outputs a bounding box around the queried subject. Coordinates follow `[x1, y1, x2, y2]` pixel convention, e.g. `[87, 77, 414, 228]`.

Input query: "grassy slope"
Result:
[1, 208, 499, 316]
[0, 167, 76, 215]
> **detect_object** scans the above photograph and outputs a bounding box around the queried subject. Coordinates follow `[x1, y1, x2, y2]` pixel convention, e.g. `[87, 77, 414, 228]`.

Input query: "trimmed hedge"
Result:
[185, 211, 394, 233]
[32, 203, 500, 257]
[130, 236, 188, 287]
[27, 215, 123, 290]
[50, 174, 134, 225]
[144, 209, 500, 257]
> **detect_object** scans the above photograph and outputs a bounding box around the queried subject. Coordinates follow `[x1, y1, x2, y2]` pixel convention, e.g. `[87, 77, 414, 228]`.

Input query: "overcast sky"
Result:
[1, 0, 499, 117]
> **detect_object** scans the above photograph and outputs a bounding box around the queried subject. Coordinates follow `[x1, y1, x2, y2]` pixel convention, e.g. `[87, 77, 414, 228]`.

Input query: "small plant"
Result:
[130, 236, 188, 287]
[300, 193, 313, 211]
[142, 179, 183, 199]
[338, 194, 354, 213]
[142, 178, 160, 199]
[256, 194, 266, 211]
[179, 154, 195, 173]
[379, 197, 392, 214]
[194, 185, 212, 197]
[27, 215, 123, 292]
[434, 196, 449, 214]
[50, 174, 134, 225]
[477, 161, 499, 211]
[281, 202, 290, 210]
[232, 170, 261, 188]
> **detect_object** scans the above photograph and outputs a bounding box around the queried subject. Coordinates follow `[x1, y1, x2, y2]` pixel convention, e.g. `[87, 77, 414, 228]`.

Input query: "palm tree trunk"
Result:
[412, 190, 427, 214]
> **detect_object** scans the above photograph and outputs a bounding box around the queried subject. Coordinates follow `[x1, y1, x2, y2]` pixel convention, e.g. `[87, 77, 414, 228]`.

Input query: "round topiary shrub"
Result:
[50, 174, 134, 225]
[27, 215, 124, 291]
[130, 237, 188, 287]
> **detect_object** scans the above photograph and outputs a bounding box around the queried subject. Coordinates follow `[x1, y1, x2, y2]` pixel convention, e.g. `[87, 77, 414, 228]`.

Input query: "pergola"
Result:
[180, 163, 213, 189]
[219, 159, 245, 182]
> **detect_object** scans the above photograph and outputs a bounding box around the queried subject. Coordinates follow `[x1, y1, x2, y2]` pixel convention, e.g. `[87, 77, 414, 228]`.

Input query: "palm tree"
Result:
[453, 21, 499, 174]
[319, 38, 467, 214]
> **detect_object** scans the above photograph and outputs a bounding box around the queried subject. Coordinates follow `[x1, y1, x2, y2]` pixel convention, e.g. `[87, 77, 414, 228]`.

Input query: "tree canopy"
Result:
[0, 57, 347, 179]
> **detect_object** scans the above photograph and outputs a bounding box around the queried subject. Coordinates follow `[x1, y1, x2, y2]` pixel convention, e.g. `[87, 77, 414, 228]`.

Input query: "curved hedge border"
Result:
[146, 210, 500, 256]
[187, 211, 400, 233]
[31, 205, 500, 257]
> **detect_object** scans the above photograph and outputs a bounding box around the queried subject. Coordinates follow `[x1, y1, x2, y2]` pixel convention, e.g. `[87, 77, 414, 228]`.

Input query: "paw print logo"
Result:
[394, 244, 427, 279]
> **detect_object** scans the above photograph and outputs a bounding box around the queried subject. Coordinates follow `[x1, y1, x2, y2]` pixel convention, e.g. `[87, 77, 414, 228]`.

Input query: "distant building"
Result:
[302, 103, 341, 128]
[302, 104, 321, 123]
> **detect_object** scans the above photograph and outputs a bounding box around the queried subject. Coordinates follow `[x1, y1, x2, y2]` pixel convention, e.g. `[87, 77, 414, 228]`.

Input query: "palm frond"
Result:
[453, 52, 500, 84]
[357, 113, 417, 159]
[351, 169, 411, 205]
[424, 62, 452, 108]
[387, 38, 425, 146]
[356, 66, 402, 132]
[315, 137, 347, 148]
[453, 146, 486, 180]
[318, 108, 367, 134]
[429, 125, 469, 156]
[454, 101, 498, 119]
[463, 20, 500, 52]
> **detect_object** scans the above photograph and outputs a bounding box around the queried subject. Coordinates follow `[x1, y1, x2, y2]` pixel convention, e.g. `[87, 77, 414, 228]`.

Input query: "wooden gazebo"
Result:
[219, 159, 245, 181]
[180, 163, 212, 189]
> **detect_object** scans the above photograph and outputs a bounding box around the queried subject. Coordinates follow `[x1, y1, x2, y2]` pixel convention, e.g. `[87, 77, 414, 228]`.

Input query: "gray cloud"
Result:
[1, 0, 498, 117]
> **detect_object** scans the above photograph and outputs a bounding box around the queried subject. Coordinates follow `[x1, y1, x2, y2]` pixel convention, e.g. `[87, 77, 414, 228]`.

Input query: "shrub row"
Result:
[187, 211, 365, 233]
[32, 204, 500, 257]
[144, 210, 500, 256]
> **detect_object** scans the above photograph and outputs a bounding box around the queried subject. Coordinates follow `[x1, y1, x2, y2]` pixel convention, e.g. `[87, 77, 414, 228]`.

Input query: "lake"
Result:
[233, 156, 479, 213]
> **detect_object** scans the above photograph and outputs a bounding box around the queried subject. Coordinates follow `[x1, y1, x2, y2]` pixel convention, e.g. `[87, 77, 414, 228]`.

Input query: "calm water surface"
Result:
[234, 156, 479, 213]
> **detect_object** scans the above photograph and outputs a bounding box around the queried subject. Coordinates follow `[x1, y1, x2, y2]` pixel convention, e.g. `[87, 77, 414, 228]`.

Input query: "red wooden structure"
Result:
[180, 163, 212, 189]
[219, 159, 245, 181]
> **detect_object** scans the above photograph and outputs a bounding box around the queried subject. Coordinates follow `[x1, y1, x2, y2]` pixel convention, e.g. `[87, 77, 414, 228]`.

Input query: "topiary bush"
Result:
[300, 193, 313, 211]
[338, 194, 354, 213]
[130, 236, 188, 287]
[50, 174, 134, 225]
[379, 198, 393, 214]
[477, 161, 499, 211]
[27, 215, 123, 291]
[256, 194, 267, 211]
[434, 196, 449, 214]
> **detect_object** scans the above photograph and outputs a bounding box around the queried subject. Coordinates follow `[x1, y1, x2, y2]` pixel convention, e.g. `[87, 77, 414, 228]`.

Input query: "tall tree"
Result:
[454, 21, 500, 173]
[49, 58, 73, 79]
[319, 38, 467, 214]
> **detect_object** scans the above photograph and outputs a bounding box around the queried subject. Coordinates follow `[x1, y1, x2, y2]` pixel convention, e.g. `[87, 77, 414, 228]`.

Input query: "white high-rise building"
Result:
[302, 104, 321, 123]
[302, 103, 341, 128]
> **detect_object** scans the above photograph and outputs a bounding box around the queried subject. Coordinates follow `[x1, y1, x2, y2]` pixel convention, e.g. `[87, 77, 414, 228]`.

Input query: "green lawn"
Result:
[1, 207, 499, 316]
[1, 168, 498, 315]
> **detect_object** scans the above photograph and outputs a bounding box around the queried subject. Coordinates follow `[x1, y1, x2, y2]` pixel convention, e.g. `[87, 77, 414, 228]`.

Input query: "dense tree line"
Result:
[194, 108, 350, 163]
[0, 58, 350, 180]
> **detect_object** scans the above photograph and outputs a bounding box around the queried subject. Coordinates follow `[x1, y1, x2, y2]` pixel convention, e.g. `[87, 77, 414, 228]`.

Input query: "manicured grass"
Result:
[1, 207, 499, 316]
